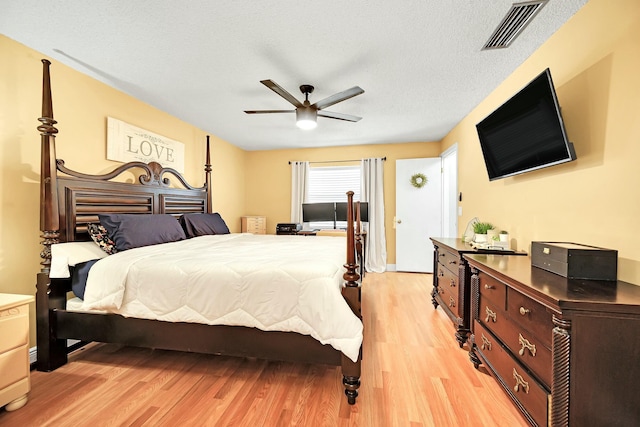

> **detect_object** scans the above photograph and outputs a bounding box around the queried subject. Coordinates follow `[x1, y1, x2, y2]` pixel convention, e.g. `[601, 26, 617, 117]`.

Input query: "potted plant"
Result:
[473, 222, 494, 243]
[499, 230, 509, 242]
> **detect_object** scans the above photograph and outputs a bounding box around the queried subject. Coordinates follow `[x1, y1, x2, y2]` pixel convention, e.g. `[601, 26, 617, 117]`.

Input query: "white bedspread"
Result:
[79, 233, 363, 362]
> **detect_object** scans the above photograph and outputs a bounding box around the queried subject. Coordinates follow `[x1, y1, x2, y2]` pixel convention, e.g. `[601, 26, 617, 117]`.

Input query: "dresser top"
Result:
[464, 254, 640, 314]
[430, 237, 526, 255]
[0, 293, 34, 311]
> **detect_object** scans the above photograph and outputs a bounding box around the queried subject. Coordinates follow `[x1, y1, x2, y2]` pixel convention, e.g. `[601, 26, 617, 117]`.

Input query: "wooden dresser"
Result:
[465, 254, 640, 426]
[241, 216, 266, 234]
[0, 293, 34, 411]
[430, 238, 526, 347]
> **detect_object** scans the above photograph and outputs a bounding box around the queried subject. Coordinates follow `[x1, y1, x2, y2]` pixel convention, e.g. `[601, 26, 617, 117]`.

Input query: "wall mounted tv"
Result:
[475, 68, 576, 181]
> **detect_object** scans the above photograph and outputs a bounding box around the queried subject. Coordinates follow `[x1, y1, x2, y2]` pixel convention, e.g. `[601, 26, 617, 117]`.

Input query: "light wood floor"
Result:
[0, 272, 528, 426]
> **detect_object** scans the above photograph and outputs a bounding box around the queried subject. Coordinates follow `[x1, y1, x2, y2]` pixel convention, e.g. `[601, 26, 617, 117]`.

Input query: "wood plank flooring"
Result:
[0, 272, 528, 426]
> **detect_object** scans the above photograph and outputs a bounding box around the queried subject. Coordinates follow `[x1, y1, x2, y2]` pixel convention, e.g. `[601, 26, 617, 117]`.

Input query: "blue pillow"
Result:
[180, 213, 230, 237]
[99, 214, 186, 251]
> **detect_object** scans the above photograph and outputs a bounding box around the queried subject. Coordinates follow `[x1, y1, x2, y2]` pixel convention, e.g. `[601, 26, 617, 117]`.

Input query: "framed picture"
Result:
[107, 117, 185, 173]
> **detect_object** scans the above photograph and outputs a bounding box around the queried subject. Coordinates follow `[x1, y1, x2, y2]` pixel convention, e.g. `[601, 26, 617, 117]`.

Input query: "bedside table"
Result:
[0, 293, 34, 411]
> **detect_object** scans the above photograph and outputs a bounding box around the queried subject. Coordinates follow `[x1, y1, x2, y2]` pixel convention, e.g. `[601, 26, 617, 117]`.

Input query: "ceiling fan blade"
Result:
[244, 110, 296, 114]
[313, 86, 364, 110]
[260, 80, 304, 108]
[317, 110, 362, 122]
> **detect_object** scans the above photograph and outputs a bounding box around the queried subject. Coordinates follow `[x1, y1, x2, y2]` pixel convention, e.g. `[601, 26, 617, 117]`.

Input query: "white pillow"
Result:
[50, 241, 108, 279]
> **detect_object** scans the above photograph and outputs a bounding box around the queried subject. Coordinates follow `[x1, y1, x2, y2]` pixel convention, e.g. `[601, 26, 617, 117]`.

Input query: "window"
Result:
[306, 165, 361, 229]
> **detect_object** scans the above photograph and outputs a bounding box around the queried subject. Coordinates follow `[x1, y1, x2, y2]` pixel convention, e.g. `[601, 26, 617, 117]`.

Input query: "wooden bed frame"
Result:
[35, 59, 363, 404]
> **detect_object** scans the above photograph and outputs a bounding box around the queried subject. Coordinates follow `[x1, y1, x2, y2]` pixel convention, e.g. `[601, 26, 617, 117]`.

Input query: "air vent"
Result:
[482, 0, 548, 50]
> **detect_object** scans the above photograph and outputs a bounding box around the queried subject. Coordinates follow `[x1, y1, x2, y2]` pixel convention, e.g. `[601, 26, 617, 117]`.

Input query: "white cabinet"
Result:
[0, 293, 34, 411]
[241, 216, 266, 234]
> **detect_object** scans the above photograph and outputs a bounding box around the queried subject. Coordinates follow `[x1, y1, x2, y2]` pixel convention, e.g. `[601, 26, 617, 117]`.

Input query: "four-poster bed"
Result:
[35, 59, 364, 404]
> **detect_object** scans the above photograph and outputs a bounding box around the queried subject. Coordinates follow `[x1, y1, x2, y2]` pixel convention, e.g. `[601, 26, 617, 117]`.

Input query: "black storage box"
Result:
[531, 242, 617, 281]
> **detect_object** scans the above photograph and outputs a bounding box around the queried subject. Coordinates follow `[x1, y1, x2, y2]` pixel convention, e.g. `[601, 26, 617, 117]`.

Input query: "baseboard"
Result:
[29, 346, 37, 366]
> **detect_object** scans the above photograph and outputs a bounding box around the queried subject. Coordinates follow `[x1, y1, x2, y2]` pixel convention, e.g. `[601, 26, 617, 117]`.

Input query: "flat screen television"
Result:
[302, 202, 335, 223]
[335, 202, 369, 222]
[475, 68, 576, 181]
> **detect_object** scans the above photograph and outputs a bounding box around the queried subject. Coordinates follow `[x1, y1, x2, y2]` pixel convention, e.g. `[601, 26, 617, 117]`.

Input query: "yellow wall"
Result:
[3, 0, 639, 350]
[441, 0, 640, 284]
[245, 142, 441, 263]
[0, 36, 246, 346]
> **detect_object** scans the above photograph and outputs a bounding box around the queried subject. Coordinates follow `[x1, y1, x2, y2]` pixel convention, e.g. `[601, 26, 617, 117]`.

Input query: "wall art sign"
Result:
[107, 117, 185, 173]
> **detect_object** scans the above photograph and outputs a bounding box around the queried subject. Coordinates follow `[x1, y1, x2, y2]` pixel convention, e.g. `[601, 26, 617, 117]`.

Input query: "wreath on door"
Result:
[410, 173, 428, 188]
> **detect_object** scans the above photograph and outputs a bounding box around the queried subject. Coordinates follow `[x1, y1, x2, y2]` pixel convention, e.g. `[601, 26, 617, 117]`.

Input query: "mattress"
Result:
[73, 233, 362, 362]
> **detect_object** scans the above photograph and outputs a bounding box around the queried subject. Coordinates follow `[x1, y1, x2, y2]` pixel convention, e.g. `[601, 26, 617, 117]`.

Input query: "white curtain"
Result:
[361, 158, 387, 273]
[290, 161, 309, 223]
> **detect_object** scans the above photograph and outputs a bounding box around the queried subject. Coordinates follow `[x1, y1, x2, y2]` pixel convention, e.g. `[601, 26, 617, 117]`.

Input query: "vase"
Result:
[474, 233, 487, 243]
[499, 233, 509, 242]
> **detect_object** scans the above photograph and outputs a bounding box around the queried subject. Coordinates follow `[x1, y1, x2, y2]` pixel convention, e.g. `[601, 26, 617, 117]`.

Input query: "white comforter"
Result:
[79, 233, 363, 362]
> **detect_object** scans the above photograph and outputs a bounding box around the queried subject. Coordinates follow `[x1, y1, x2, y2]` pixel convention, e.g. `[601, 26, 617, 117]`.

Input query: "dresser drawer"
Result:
[478, 299, 552, 386]
[437, 263, 459, 295]
[507, 289, 554, 349]
[437, 248, 460, 274]
[474, 321, 549, 427]
[478, 271, 507, 309]
[0, 346, 29, 391]
[0, 304, 29, 352]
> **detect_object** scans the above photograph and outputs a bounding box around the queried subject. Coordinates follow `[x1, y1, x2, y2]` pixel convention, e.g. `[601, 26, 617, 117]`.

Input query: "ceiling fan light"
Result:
[296, 108, 317, 130]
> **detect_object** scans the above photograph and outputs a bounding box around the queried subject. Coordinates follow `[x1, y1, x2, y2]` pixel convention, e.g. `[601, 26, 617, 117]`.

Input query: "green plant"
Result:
[500, 230, 508, 234]
[473, 222, 494, 234]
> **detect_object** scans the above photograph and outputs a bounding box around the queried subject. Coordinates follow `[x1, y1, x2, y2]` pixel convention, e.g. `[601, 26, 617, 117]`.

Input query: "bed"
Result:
[35, 59, 364, 404]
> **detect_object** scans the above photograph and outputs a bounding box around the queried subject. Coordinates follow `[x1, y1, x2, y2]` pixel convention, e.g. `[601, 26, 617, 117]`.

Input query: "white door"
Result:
[395, 158, 442, 272]
[441, 144, 458, 238]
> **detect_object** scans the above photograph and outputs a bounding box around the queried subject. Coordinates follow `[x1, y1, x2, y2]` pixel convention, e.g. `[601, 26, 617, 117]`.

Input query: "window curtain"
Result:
[290, 161, 309, 223]
[361, 158, 387, 273]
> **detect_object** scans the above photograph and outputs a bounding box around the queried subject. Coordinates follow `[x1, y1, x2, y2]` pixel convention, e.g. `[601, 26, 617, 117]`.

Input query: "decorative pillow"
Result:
[87, 223, 118, 255]
[99, 213, 186, 251]
[180, 213, 230, 238]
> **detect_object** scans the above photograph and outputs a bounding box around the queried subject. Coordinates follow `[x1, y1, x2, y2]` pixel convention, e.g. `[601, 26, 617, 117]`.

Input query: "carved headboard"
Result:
[38, 59, 212, 272]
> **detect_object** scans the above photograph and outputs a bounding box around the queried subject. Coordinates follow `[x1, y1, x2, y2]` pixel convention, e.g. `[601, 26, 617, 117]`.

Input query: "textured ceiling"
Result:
[2, 0, 587, 151]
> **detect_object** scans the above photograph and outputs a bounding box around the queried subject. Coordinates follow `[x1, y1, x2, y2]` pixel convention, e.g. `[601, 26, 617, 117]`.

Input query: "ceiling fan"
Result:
[244, 80, 364, 130]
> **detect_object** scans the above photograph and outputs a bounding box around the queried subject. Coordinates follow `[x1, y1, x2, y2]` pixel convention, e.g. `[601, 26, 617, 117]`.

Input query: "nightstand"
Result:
[0, 293, 34, 411]
[241, 216, 266, 234]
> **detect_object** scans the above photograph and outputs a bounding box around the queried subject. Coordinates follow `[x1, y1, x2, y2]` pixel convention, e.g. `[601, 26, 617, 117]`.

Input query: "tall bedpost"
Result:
[36, 59, 66, 371]
[37, 59, 60, 272]
[204, 135, 212, 213]
[342, 191, 361, 404]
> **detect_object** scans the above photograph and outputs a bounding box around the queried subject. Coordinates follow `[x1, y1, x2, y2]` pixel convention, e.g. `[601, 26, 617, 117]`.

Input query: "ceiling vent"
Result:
[482, 0, 549, 50]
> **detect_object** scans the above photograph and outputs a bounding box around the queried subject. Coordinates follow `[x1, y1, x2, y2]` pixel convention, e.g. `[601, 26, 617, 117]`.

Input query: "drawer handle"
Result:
[485, 306, 497, 323]
[438, 271, 444, 278]
[448, 260, 457, 265]
[513, 368, 530, 394]
[438, 288, 445, 295]
[518, 333, 537, 357]
[519, 307, 531, 316]
[484, 284, 495, 290]
[449, 296, 455, 308]
[450, 279, 456, 287]
[481, 334, 492, 351]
